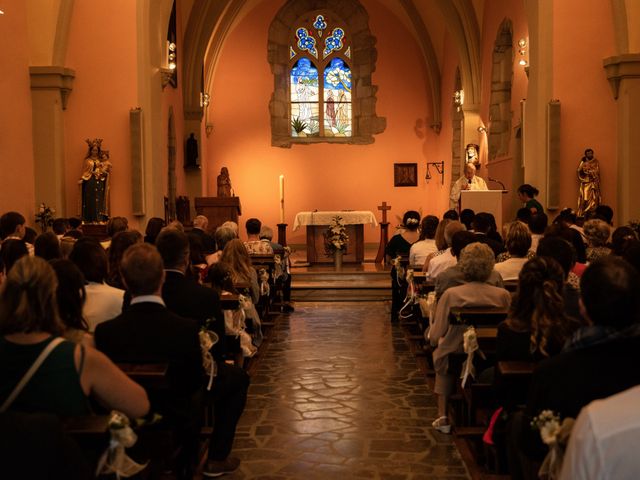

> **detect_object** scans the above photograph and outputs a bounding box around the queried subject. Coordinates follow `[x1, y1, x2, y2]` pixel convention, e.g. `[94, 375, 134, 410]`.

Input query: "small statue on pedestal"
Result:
[577, 148, 601, 217]
[79, 138, 111, 223]
[217, 167, 232, 197]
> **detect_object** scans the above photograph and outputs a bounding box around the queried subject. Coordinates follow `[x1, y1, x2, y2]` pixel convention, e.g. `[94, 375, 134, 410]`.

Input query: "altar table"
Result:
[293, 211, 378, 264]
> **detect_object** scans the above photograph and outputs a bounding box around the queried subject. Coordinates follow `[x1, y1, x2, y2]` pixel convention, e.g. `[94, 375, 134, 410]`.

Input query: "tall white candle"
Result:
[279, 175, 285, 223]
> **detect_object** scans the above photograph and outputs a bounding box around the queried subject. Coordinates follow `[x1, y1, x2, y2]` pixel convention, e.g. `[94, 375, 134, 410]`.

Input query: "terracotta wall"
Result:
[63, 0, 138, 220]
[552, 0, 617, 215]
[0, 3, 36, 220]
[205, 0, 444, 243]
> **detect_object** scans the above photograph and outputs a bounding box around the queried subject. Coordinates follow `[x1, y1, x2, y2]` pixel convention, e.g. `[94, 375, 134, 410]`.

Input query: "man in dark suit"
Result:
[472, 212, 504, 257]
[155, 229, 249, 478]
[189, 215, 216, 254]
[94, 243, 204, 477]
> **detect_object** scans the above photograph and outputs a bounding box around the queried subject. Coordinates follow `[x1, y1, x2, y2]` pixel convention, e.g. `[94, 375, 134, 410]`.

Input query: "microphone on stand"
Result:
[488, 177, 506, 190]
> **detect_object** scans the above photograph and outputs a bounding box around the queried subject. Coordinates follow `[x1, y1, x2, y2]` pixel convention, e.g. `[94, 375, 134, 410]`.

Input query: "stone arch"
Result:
[398, 0, 442, 133]
[182, 0, 246, 121]
[488, 18, 513, 160]
[435, 0, 481, 106]
[268, 0, 386, 147]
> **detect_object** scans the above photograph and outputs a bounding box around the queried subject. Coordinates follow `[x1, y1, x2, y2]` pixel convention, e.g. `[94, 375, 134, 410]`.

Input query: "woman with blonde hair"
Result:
[219, 238, 259, 304]
[0, 255, 149, 418]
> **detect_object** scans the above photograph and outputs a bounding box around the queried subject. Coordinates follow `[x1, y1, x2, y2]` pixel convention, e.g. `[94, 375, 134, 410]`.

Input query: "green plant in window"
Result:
[291, 116, 308, 134]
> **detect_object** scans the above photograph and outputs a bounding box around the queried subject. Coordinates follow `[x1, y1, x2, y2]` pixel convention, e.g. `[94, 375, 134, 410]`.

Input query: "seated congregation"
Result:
[386, 200, 640, 478]
[0, 210, 292, 479]
[1, 198, 640, 478]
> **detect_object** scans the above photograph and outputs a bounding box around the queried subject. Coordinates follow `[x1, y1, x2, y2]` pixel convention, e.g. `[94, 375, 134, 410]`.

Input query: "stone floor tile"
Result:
[222, 302, 470, 479]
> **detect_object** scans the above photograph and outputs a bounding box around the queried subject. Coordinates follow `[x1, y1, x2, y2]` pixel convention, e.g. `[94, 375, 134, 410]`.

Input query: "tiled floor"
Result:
[225, 302, 470, 479]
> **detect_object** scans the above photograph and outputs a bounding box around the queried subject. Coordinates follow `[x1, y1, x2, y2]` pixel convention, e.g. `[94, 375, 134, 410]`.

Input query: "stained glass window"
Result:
[289, 12, 351, 138]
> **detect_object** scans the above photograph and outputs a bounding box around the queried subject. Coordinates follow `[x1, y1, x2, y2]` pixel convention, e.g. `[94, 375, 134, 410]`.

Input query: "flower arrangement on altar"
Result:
[35, 202, 55, 232]
[324, 215, 349, 255]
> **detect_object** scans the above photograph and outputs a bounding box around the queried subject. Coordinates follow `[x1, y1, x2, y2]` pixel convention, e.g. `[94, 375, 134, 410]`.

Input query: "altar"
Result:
[293, 211, 378, 264]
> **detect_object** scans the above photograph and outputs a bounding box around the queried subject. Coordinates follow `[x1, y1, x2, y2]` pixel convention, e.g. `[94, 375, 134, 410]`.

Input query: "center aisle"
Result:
[227, 302, 470, 479]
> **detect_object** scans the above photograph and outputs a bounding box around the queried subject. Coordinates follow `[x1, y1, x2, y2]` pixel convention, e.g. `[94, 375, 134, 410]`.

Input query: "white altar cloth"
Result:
[293, 211, 378, 230]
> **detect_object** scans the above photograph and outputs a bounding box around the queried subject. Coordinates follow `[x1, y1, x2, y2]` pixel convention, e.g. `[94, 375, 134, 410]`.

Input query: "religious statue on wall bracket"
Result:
[577, 148, 601, 217]
[217, 167, 233, 197]
[79, 138, 111, 223]
[465, 143, 481, 170]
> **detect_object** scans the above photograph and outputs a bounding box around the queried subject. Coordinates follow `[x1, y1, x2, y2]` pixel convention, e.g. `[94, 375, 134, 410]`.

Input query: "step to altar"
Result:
[290, 268, 391, 302]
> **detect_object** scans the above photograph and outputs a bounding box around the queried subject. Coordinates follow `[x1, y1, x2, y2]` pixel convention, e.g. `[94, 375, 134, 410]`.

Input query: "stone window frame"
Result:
[268, 0, 385, 148]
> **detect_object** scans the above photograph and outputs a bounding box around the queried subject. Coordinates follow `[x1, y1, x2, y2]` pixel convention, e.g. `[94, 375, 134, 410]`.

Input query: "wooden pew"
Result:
[496, 361, 536, 410]
[446, 307, 508, 428]
[116, 363, 170, 390]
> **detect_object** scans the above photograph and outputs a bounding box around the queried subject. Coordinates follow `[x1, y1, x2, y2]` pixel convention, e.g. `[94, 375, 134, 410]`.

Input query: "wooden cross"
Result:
[378, 201, 391, 224]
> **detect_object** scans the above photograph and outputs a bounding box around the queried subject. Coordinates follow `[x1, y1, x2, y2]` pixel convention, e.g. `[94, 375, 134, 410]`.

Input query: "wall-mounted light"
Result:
[518, 38, 528, 67]
[200, 92, 210, 108]
[167, 42, 177, 70]
[478, 126, 488, 134]
[426, 161, 445, 185]
[453, 89, 464, 112]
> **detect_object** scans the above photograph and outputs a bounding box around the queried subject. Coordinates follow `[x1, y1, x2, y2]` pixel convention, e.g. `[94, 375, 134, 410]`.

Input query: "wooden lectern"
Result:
[461, 190, 506, 231]
[194, 197, 242, 234]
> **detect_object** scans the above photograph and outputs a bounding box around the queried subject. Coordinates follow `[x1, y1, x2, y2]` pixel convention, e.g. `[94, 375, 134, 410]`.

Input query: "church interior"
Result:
[4, 0, 640, 233]
[2, 0, 640, 478]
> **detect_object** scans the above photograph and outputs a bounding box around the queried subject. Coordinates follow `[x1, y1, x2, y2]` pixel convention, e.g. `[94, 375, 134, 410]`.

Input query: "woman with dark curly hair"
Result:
[497, 257, 582, 363]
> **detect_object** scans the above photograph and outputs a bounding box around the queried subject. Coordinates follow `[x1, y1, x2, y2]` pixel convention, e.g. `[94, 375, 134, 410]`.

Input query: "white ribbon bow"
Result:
[96, 411, 148, 479]
[460, 326, 485, 388]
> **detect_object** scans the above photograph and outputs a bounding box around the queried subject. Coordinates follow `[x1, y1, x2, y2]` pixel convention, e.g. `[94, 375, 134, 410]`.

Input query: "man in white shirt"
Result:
[449, 163, 488, 210]
[560, 385, 640, 480]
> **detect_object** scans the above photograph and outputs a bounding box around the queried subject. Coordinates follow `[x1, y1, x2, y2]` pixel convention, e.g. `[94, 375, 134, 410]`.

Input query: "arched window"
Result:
[268, 0, 384, 147]
[289, 14, 352, 137]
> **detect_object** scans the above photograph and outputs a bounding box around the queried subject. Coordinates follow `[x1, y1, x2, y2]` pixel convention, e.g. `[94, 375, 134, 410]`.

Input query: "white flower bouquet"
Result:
[324, 215, 349, 254]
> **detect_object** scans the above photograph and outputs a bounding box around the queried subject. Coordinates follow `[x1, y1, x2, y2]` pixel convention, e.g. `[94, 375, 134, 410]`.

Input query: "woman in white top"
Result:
[409, 215, 439, 267]
[494, 221, 532, 281]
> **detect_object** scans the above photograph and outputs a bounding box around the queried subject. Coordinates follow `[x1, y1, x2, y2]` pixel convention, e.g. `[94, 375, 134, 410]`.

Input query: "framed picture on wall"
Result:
[394, 163, 418, 187]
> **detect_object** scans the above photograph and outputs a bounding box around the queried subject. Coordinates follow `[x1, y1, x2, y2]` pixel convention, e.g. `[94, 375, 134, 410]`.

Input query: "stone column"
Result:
[29, 66, 75, 215]
[604, 54, 640, 225]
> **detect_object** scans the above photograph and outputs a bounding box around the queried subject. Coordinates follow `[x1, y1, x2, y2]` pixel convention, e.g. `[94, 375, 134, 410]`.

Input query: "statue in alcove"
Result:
[185, 132, 198, 168]
[577, 148, 601, 217]
[465, 143, 481, 170]
[79, 138, 111, 223]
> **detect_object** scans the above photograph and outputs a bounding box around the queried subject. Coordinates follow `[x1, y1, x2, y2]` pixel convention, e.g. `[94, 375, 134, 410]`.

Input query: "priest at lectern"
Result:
[449, 163, 488, 209]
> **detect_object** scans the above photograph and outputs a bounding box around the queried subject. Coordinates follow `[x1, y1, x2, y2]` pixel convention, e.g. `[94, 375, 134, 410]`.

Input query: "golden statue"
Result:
[577, 148, 601, 217]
